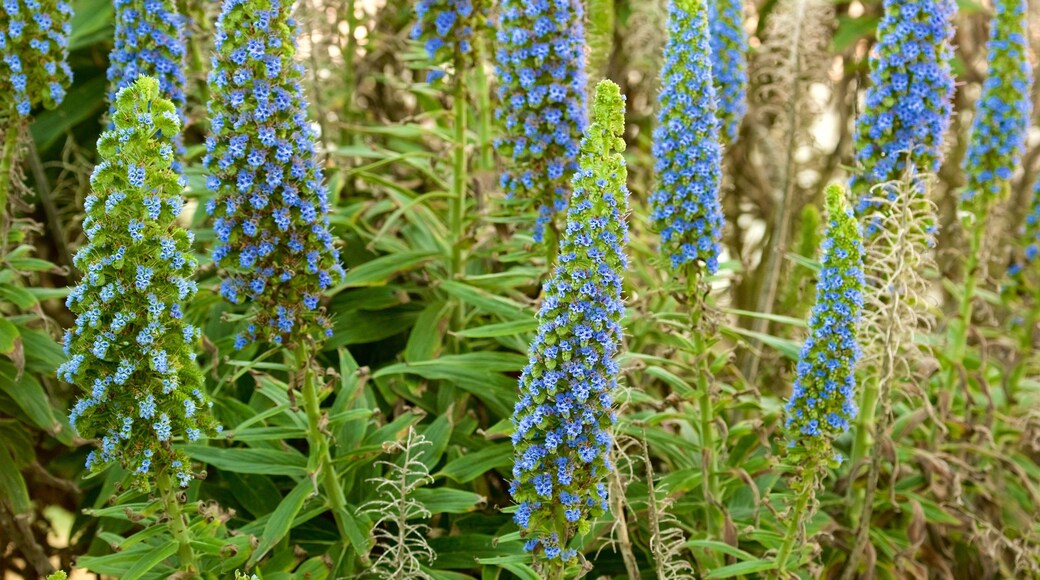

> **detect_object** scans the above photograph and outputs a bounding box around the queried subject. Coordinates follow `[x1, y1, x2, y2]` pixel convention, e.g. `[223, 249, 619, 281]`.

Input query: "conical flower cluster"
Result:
[510, 80, 629, 562]
[850, 0, 955, 217]
[494, 0, 587, 243]
[785, 185, 865, 461]
[0, 0, 73, 117]
[960, 0, 1032, 210]
[107, 0, 188, 159]
[205, 0, 344, 349]
[651, 0, 725, 276]
[60, 77, 218, 486]
[707, 0, 748, 145]
[411, 0, 481, 81]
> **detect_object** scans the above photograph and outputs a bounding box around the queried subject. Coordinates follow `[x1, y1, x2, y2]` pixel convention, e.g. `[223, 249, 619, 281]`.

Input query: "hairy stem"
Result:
[775, 465, 815, 574]
[610, 463, 641, 580]
[157, 469, 198, 574]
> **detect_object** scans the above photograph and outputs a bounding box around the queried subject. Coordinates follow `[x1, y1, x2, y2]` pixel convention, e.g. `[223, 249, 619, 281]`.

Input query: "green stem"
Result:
[951, 220, 985, 363]
[775, 467, 815, 574]
[688, 276, 721, 542]
[341, 0, 358, 144]
[449, 58, 468, 339]
[0, 118, 20, 220]
[848, 373, 879, 506]
[297, 348, 354, 550]
[157, 470, 198, 575]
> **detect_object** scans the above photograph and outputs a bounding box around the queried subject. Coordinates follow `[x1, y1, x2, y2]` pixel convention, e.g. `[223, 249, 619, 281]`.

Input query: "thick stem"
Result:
[157, 470, 198, 574]
[298, 348, 354, 550]
[774, 466, 815, 574]
[449, 54, 469, 342]
[848, 374, 879, 496]
[473, 32, 494, 173]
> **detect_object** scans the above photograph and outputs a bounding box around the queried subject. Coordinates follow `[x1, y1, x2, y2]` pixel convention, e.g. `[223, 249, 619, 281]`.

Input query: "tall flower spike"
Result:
[0, 0, 73, 117]
[510, 80, 629, 563]
[1009, 176, 1040, 280]
[495, 0, 588, 243]
[849, 0, 956, 218]
[707, 0, 748, 144]
[651, 0, 725, 276]
[60, 77, 218, 486]
[107, 0, 188, 161]
[960, 0, 1032, 210]
[411, 0, 481, 82]
[784, 184, 865, 461]
[205, 0, 345, 349]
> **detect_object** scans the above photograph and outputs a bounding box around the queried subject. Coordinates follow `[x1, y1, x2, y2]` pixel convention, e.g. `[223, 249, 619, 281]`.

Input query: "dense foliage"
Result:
[1, 0, 1039, 579]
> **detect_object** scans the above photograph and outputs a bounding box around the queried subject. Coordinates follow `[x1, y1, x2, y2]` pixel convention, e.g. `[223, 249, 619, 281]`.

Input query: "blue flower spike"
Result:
[651, 0, 726, 279]
[784, 184, 865, 464]
[205, 0, 345, 350]
[0, 0, 73, 117]
[494, 0, 588, 243]
[510, 80, 629, 564]
[60, 77, 218, 487]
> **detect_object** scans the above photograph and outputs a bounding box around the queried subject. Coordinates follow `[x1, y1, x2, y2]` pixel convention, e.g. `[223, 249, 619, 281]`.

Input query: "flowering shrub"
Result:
[785, 184, 865, 462]
[707, 0, 748, 144]
[106, 0, 188, 158]
[651, 0, 725, 276]
[510, 80, 628, 563]
[960, 0, 1032, 209]
[59, 77, 217, 486]
[0, 0, 72, 116]
[850, 0, 956, 215]
[204, 0, 344, 349]
[494, 0, 587, 243]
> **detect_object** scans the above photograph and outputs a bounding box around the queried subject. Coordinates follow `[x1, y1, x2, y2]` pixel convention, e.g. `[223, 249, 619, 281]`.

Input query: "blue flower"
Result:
[494, 0, 587, 243]
[0, 0, 73, 116]
[707, 0, 748, 144]
[60, 78, 218, 485]
[850, 0, 956, 216]
[651, 0, 725, 276]
[205, 0, 345, 349]
[511, 81, 628, 562]
[785, 185, 865, 456]
[960, 0, 1032, 210]
[106, 0, 188, 167]
[411, 0, 482, 81]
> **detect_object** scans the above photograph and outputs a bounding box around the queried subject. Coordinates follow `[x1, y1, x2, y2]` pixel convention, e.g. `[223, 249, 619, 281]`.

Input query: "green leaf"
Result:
[249, 478, 314, 565]
[337, 250, 439, 288]
[405, 301, 449, 363]
[179, 446, 308, 476]
[440, 281, 529, 320]
[412, 488, 485, 514]
[453, 319, 538, 339]
[0, 444, 31, 513]
[0, 360, 58, 433]
[685, 539, 757, 562]
[705, 558, 777, 578]
[122, 541, 178, 580]
[0, 317, 20, 355]
[436, 444, 512, 483]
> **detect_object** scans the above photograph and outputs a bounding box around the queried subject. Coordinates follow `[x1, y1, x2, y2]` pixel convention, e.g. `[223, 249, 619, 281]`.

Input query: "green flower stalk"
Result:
[0, 0, 73, 117]
[510, 80, 629, 570]
[776, 184, 865, 571]
[60, 77, 219, 487]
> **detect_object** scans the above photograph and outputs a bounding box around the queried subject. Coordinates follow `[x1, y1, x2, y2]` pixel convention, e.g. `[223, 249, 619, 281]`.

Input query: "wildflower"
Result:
[510, 80, 628, 562]
[707, 0, 748, 144]
[1009, 177, 1040, 281]
[785, 185, 865, 459]
[60, 77, 218, 485]
[205, 0, 345, 349]
[106, 0, 188, 164]
[410, 0, 483, 81]
[0, 0, 73, 116]
[960, 0, 1032, 210]
[650, 0, 725, 276]
[849, 0, 956, 216]
[495, 0, 587, 243]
